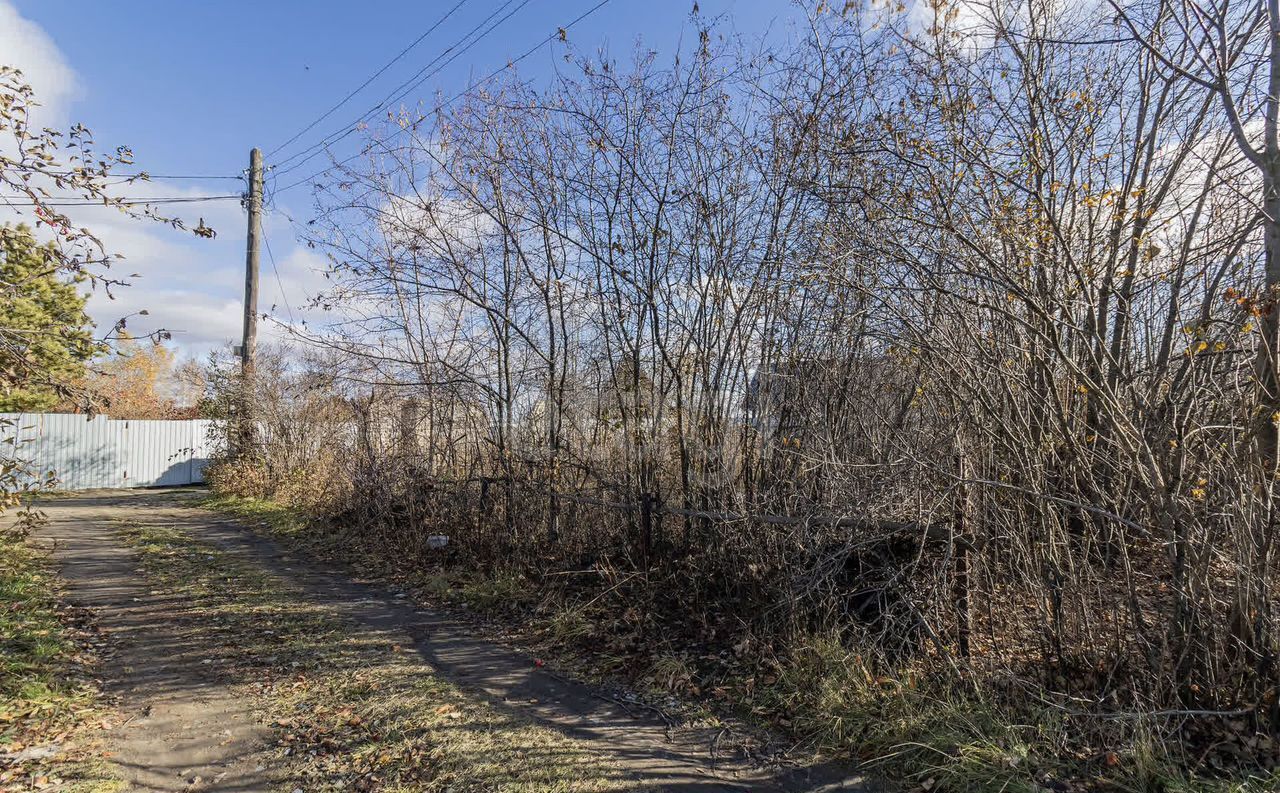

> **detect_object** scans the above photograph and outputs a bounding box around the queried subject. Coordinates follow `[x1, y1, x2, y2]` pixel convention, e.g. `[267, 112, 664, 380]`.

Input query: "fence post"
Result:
[547, 484, 560, 544]
[953, 453, 972, 661]
[640, 491, 654, 568]
[399, 397, 419, 460]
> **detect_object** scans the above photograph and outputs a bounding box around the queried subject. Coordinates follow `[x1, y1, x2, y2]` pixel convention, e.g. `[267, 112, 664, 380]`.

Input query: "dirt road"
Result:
[35, 490, 866, 792]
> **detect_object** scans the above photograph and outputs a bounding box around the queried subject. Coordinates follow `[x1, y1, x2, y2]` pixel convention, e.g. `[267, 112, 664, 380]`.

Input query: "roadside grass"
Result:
[198, 493, 1280, 793]
[200, 493, 308, 538]
[0, 530, 121, 792]
[747, 635, 1280, 793]
[198, 494, 539, 619]
[117, 516, 640, 792]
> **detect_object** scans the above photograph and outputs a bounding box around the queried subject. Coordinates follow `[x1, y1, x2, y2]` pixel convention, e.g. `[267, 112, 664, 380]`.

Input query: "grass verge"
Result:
[118, 515, 640, 792]
[0, 527, 121, 792]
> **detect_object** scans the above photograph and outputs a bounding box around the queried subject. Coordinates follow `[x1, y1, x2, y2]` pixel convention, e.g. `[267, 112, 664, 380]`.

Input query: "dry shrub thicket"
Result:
[214, 0, 1280, 775]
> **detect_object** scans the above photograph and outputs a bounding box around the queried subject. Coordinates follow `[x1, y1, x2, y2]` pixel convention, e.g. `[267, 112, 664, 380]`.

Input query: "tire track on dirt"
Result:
[40, 490, 868, 792]
[36, 496, 279, 792]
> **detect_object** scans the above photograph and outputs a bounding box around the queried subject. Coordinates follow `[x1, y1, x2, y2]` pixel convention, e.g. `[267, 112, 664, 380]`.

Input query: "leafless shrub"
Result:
[223, 0, 1280, 761]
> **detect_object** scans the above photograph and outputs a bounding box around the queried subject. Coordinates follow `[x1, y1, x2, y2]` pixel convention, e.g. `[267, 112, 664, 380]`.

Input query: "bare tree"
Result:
[236, 1, 1280, 765]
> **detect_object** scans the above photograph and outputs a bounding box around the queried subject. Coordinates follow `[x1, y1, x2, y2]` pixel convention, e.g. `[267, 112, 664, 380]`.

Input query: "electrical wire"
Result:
[262, 225, 295, 323]
[267, 0, 469, 159]
[271, 0, 536, 176]
[271, 0, 529, 174]
[274, 0, 614, 195]
[111, 173, 244, 180]
[0, 191, 244, 204]
[34, 171, 244, 180]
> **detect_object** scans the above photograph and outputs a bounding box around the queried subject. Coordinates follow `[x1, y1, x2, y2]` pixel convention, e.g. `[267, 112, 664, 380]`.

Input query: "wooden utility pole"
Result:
[236, 147, 263, 455]
[241, 147, 263, 375]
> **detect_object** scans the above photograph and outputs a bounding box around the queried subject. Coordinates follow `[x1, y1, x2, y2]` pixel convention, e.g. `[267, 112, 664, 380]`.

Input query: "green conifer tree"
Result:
[0, 224, 101, 412]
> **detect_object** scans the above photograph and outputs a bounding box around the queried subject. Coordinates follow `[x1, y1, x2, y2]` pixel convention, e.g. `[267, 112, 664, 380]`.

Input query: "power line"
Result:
[262, 224, 295, 323]
[271, 0, 536, 177]
[272, 0, 529, 174]
[36, 171, 244, 180]
[275, 0, 614, 195]
[112, 173, 244, 180]
[0, 194, 244, 206]
[267, 0, 469, 159]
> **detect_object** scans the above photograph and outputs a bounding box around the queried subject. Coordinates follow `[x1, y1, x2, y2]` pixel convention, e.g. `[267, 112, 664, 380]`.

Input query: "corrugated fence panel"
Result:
[0, 413, 217, 490]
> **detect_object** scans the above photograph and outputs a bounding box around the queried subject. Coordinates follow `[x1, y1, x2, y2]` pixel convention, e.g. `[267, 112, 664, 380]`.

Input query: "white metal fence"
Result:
[1, 413, 217, 490]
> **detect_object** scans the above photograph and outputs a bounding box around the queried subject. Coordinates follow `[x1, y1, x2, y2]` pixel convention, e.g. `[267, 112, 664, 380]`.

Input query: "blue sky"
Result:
[4, 0, 800, 358]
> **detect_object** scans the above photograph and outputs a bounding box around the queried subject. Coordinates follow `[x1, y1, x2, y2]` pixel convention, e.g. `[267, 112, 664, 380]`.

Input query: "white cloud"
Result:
[68, 191, 330, 360]
[906, 0, 1111, 51]
[4, 173, 326, 361]
[0, 1, 326, 361]
[0, 0, 77, 125]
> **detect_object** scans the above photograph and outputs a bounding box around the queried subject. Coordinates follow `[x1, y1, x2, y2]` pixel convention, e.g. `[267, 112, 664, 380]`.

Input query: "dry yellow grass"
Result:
[119, 519, 641, 792]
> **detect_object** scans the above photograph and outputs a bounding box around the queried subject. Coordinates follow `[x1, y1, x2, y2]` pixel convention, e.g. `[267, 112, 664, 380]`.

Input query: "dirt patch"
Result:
[35, 490, 866, 792]
[119, 516, 637, 791]
[33, 495, 278, 792]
